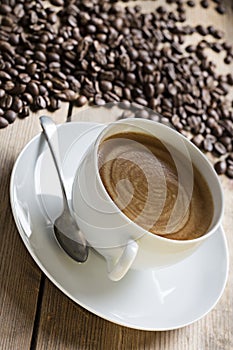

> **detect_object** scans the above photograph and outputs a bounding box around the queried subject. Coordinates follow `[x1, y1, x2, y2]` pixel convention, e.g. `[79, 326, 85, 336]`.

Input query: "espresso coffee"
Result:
[98, 131, 214, 241]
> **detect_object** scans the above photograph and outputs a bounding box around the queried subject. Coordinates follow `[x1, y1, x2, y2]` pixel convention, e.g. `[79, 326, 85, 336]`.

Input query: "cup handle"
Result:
[106, 240, 138, 281]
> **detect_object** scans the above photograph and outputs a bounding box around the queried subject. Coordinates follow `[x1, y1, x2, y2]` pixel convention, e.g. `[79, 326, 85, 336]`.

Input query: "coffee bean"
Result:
[0, 89, 5, 98]
[35, 96, 47, 109]
[203, 139, 213, 152]
[35, 51, 46, 62]
[22, 93, 34, 105]
[0, 71, 11, 80]
[76, 95, 87, 107]
[26, 62, 37, 75]
[12, 97, 23, 113]
[211, 42, 222, 53]
[19, 106, 30, 118]
[226, 73, 233, 86]
[224, 56, 232, 65]
[196, 25, 208, 36]
[215, 4, 226, 15]
[0, 95, 12, 109]
[57, 89, 77, 101]
[214, 142, 227, 155]
[200, 0, 209, 8]
[100, 81, 112, 92]
[27, 82, 39, 96]
[4, 110, 17, 123]
[191, 134, 204, 148]
[0, 116, 9, 128]
[135, 97, 148, 107]
[0, 4, 11, 14]
[50, 0, 64, 6]
[226, 165, 233, 179]
[0, 41, 14, 56]
[214, 161, 227, 175]
[48, 97, 61, 111]
[187, 0, 196, 7]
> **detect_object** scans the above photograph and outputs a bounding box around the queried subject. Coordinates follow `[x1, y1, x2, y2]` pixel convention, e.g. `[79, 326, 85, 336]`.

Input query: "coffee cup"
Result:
[72, 118, 223, 281]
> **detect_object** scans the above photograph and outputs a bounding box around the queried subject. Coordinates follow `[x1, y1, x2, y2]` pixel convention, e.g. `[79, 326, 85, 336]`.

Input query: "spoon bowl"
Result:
[40, 116, 89, 263]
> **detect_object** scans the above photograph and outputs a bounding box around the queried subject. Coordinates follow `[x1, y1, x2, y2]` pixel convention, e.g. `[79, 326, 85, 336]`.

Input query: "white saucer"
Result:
[10, 122, 229, 331]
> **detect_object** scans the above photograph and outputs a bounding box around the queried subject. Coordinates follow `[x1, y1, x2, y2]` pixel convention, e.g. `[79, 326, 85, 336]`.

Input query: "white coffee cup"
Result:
[72, 118, 223, 281]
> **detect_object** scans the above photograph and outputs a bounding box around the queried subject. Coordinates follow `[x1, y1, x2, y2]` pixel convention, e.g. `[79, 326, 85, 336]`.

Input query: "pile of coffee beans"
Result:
[0, 0, 232, 178]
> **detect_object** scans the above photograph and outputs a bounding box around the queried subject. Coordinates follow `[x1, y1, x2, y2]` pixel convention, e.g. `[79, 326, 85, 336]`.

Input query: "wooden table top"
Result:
[1, 1, 233, 349]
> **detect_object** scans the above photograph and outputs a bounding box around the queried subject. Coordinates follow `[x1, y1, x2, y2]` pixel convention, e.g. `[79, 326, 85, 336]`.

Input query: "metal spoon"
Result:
[40, 116, 89, 262]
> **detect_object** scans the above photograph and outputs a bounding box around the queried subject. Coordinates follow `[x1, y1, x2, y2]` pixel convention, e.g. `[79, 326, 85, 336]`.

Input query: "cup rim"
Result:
[93, 117, 224, 245]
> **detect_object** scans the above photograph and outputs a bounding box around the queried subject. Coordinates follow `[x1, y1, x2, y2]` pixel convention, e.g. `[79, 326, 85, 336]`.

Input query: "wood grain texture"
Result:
[0, 104, 68, 350]
[0, 117, 41, 350]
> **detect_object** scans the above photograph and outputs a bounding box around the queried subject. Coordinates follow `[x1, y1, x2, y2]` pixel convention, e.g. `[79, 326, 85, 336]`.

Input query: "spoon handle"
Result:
[40, 116, 69, 210]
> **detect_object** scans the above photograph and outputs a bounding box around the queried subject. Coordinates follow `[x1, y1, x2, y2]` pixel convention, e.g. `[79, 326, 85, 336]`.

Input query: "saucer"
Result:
[10, 122, 229, 331]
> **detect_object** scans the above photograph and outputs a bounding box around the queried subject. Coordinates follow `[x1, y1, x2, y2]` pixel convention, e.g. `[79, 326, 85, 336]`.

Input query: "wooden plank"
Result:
[0, 103, 68, 350]
[34, 1, 233, 349]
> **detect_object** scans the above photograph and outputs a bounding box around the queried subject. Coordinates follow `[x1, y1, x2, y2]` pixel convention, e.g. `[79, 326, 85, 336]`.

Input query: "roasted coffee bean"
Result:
[76, 95, 87, 107]
[27, 82, 39, 96]
[22, 93, 34, 105]
[0, 89, 5, 98]
[4, 110, 17, 123]
[0, 4, 11, 14]
[0, 71, 11, 80]
[12, 97, 23, 113]
[0, 116, 8, 128]
[26, 62, 37, 75]
[226, 153, 233, 163]
[50, 0, 64, 6]
[214, 161, 227, 175]
[135, 97, 148, 107]
[0, 95, 12, 109]
[203, 139, 213, 152]
[191, 134, 204, 148]
[48, 97, 60, 111]
[19, 106, 30, 118]
[187, 0, 196, 7]
[100, 81, 112, 92]
[211, 42, 222, 53]
[52, 78, 69, 90]
[215, 4, 226, 15]
[224, 56, 232, 65]
[35, 96, 47, 109]
[226, 165, 233, 179]
[226, 73, 233, 86]
[214, 142, 227, 155]
[196, 25, 208, 36]
[57, 89, 77, 101]
[94, 95, 106, 106]
[35, 51, 46, 62]
[200, 0, 209, 8]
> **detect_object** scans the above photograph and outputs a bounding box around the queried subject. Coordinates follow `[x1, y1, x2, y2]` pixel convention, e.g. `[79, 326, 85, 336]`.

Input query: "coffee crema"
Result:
[98, 132, 214, 240]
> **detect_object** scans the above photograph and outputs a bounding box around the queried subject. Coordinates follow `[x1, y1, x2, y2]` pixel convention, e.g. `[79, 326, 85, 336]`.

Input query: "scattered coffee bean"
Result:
[76, 95, 87, 107]
[27, 82, 39, 96]
[0, 116, 9, 128]
[187, 0, 196, 7]
[227, 165, 233, 179]
[214, 142, 227, 155]
[196, 25, 208, 36]
[200, 0, 209, 9]
[50, 0, 64, 6]
[0, 0, 231, 180]
[214, 160, 227, 175]
[191, 134, 204, 148]
[19, 106, 30, 118]
[4, 110, 17, 123]
[215, 4, 226, 15]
